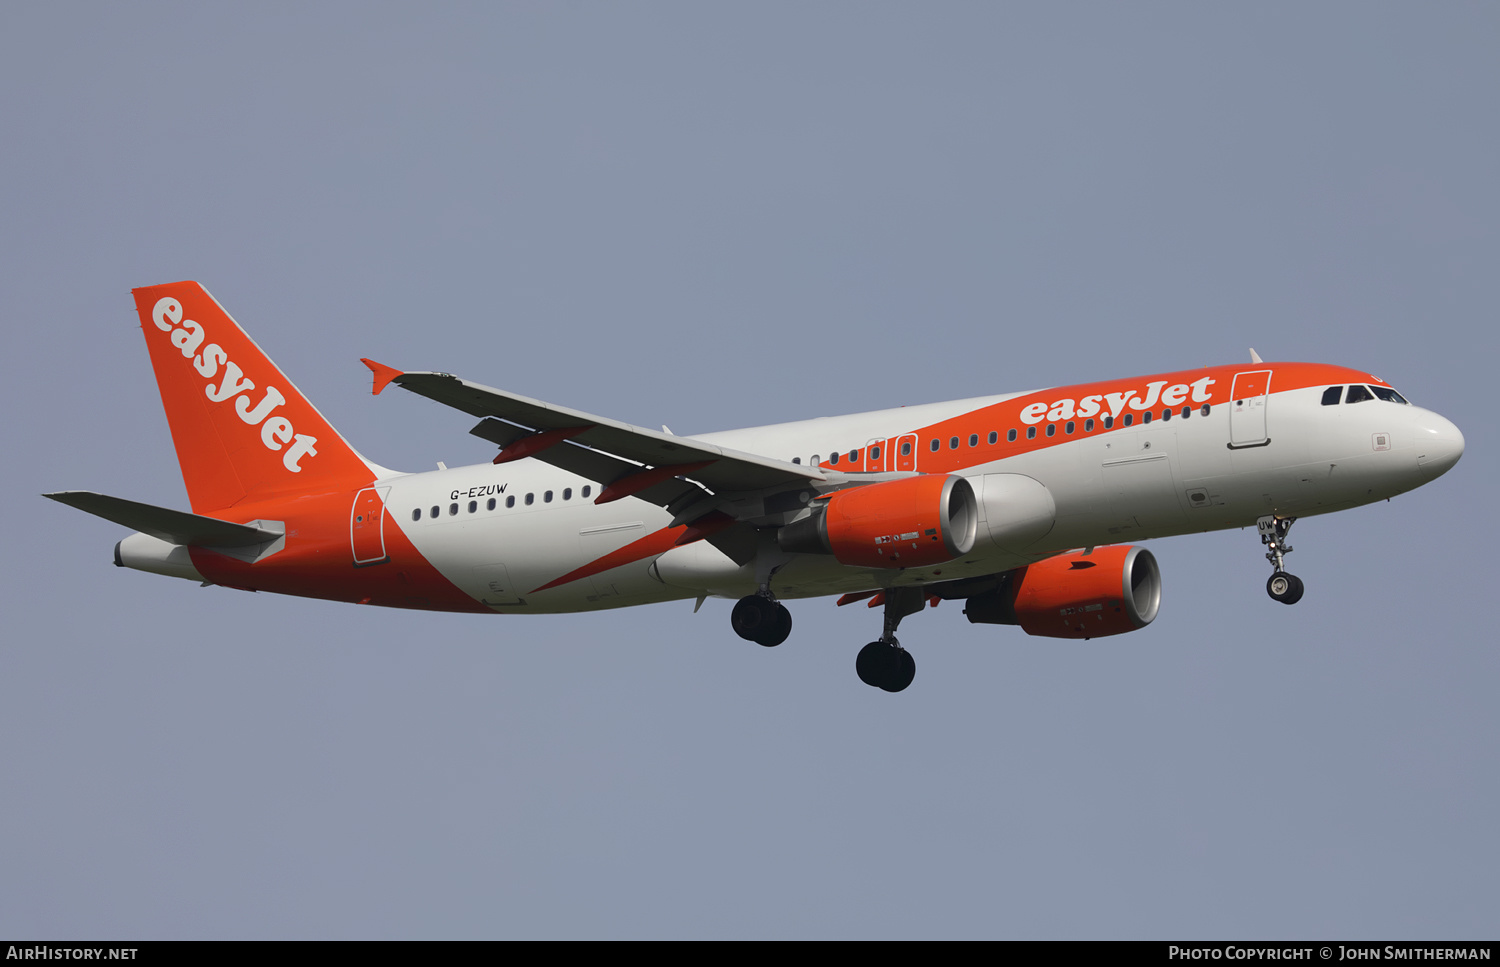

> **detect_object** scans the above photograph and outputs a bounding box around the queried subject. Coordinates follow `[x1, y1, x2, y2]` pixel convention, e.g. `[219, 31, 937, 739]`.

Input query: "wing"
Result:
[364, 361, 827, 523]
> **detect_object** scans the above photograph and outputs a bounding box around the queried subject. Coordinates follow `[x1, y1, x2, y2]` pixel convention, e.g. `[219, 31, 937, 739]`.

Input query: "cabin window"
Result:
[1103, 416, 1114, 429]
[1026, 426, 1037, 440]
[1123, 414, 1134, 427]
[812, 454, 822, 465]
[1200, 404, 1211, 416]
[1181, 406, 1191, 419]
[1085, 418, 1095, 432]
[968, 434, 978, 447]
[544, 490, 553, 503]
[949, 436, 959, 449]
[1346, 384, 1374, 404]
[1065, 421, 1075, 434]
[429, 506, 439, 519]
[1322, 386, 1343, 406]
[487, 498, 496, 510]
[449, 503, 459, 516]
[563, 488, 572, 500]
[582, 485, 592, 498]
[829, 451, 840, 465]
[506, 496, 516, 508]
[849, 450, 859, 463]
[1007, 429, 1017, 442]
[988, 431, 997, 445]
[1142, 411, 1152, 424]
[468, 500, 477, 514]
[870, 446, 881, 461]
[901, 442, 911, 456]
[1161, 408, 1171, 422]
[411, 509, 421, 522]
[929, 439, 939, 452]
[525, 493, 535, 506]
[1045, 424, 1056, 437]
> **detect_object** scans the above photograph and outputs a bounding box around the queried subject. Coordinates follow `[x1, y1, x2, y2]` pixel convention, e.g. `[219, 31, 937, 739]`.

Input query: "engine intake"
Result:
[779, 474, 978, 569]
[965, 545, 1161, 638]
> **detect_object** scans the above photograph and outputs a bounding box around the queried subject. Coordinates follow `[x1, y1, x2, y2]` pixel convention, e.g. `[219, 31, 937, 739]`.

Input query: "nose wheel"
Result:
[1258, 515, 1304, 605]
[1266, 572, 1304, 605]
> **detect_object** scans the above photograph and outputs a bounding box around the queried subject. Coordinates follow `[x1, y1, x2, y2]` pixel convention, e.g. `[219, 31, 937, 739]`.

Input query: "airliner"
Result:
[47, 282, 1465, 692]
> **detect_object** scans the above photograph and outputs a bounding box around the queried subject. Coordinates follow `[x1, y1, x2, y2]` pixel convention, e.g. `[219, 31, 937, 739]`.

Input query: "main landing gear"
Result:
[1258, 514, 1304, 605]
[855, 587, 925, 693]
[732, 541, 794, 647]
[731, 593, 793, 647]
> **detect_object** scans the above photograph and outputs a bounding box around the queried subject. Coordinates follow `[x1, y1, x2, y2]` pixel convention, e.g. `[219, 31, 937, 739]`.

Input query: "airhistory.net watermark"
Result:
[5, 949, 138, 960]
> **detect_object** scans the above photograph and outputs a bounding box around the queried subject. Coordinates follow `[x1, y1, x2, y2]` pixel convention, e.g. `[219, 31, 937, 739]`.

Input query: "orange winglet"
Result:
[360, 358, 405, 396]
[835, 590, 880, 607]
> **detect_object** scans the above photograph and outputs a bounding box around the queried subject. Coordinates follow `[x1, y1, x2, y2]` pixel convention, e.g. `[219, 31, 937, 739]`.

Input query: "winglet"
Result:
[360, 358, 404, 396]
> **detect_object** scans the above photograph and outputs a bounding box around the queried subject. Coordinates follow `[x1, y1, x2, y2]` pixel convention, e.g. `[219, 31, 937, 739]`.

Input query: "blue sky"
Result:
[2, 4, 1495, 938]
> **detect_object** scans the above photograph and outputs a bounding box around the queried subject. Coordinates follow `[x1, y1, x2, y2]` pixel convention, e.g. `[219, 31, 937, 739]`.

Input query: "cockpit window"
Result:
[1369, 385, 1409, 405]
[1345, 384, 1374, 404]
[1321, 386, 1343, 406]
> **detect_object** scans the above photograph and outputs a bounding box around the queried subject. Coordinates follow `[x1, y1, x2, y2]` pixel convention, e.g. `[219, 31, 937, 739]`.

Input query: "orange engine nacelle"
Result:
[965, 545, 1161, 639]
[778, 474, 979, 569]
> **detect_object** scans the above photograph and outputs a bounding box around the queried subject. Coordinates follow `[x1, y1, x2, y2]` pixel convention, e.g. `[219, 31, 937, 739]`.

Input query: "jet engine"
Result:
[964, 545, 1161, 639]
[778, 474, 978, 569]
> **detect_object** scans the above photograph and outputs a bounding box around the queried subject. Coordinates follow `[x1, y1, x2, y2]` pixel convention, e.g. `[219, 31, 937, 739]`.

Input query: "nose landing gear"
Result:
[1258, 515, 1304, 605]
[855, 587, 924, 692]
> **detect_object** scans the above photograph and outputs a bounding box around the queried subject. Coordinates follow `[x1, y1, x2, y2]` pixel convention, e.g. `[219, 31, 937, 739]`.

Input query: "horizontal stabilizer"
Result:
[43, 491, 279, 548]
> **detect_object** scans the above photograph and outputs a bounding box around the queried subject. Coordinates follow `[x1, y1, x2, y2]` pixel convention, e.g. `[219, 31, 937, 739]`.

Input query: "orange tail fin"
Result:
[131, 281, 379, 514]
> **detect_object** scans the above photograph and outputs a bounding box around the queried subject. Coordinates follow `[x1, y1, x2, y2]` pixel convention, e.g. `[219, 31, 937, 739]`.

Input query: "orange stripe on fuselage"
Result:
[187, 488, 492, 613]
[817, 362, 1379, 475]
[531, 514, 737, 594]
[531, 524, 690, 594]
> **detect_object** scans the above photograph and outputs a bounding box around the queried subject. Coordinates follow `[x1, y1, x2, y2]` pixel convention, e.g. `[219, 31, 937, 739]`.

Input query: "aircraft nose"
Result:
[1415, 411, 1464, 480]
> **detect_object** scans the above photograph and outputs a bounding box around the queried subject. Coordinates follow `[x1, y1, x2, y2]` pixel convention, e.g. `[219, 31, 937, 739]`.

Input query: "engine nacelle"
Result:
[964, 545, 1161, 639]
[779, 474, 979, 569]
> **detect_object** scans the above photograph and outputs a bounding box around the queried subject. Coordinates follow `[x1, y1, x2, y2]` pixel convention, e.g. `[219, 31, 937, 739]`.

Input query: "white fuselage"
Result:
[383, 383, 1458, 613]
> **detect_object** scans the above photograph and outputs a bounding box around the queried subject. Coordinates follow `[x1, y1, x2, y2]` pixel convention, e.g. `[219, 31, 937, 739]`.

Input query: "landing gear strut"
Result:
[731, 537, 793, 647]
[1258, 515, 1304, 605]
[855, 587, 924, 692]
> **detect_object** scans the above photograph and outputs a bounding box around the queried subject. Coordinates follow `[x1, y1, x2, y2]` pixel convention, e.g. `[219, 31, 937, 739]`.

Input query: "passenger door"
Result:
[1229, 370, 1272, 449]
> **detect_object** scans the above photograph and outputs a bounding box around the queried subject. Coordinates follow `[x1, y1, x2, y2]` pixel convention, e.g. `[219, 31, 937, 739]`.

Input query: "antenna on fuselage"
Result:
[1249, 348, 1264, 364]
